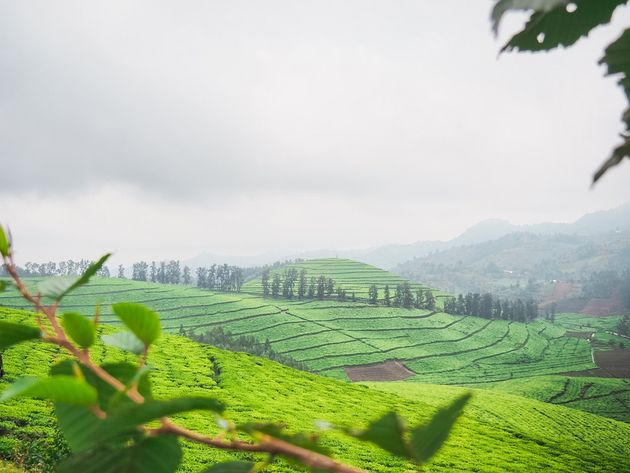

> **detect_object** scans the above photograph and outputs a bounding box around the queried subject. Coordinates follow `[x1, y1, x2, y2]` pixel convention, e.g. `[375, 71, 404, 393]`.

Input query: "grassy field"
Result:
[0, 278, 596, 386]
[555, 313, 628, 350]
[1, 307, 629, 473]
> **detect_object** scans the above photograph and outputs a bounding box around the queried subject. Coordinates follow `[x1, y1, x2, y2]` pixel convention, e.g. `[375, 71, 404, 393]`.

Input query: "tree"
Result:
[491, 0, 630, 183]
[298, 269, 307, 299]
[150, 261, 157, 283]
[261, 269, 271, 297]
[182, 266, 191, 285]
[326, 277, 335, 296]
[425, 291, 436, 311]
[117, 264, 125, 278]
[384, 284, 391, 306]
[368, 284, 379, 304]
[196, 267, 207, 288]
[317, 275, 326, 299]
[308, 276, 316, 299]
[618, 314, 630, 336]
[271, 273, 281, 298]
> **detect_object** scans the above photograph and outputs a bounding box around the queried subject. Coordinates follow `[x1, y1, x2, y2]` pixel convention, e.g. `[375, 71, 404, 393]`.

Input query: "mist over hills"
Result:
[186, 202, 630, 270]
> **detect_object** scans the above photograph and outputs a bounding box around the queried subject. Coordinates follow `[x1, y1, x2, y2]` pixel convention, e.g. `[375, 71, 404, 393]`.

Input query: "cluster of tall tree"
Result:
[261, 269, 346, 300]
[1, 260, 110, 277]
[121, 261, 243, 292]
[618, 315, 630, 337]
[367, 283, 436, 310]
[185, 326, 309, 372]
[196, 264, 244, 292]
[443, 292, 538, 322]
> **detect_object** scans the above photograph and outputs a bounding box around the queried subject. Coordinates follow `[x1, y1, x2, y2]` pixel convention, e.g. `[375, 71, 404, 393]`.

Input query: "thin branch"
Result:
[151, 420, 366, 473]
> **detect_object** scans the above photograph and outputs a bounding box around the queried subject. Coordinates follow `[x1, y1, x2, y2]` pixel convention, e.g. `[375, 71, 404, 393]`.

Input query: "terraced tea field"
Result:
[485, 375, 630, 423]
[0, 277, 596, 387]
[242, 258, 450, 301]
[1, 307, 630, 473]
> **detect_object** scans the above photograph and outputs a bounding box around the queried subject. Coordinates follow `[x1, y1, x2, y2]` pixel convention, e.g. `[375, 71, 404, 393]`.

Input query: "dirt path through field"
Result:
[345, 360, 414, 381]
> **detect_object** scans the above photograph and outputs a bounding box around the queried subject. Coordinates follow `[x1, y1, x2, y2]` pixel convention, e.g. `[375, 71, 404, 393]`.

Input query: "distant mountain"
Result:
[186, 202, 630, 270]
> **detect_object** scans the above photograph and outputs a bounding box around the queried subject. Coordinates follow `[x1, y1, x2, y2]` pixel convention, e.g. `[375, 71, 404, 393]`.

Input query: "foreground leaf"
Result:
[203, 461, 255, 473]
[0, 280, 6, 292]
[38, 253, 111, 301]
[112, 302, 161, 346]
[58, 436, 182, 473]
[96, 397, 225, 444]
[350, 411, 409, 458]
[491, 0, 566, 34]
[55, 403, 102, 452]
[61, 312, 96, 349]
[0, 375, 98, 405]
[498, 0, 627, 52]
[102, 331, 145, 355]
[410, 393, 472, 463]
[0, 320, 41, 350]
[594, 28, 630, 182]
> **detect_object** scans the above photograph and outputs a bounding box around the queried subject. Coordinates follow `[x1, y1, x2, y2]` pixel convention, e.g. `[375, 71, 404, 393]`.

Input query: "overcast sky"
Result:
[1, 1, 630, 265]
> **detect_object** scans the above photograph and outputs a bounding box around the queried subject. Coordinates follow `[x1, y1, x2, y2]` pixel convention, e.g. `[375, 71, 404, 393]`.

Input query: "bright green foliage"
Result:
[0, 376, 97, 406]
[0, 280, 6, 293]
[0, 225, 9, 257]
[112, 302, 161, 346]
[37, 253, 111, 301]
[0, 320, 41, 350]
[102, 331, 145, 354]
[61, 312, 96, 349]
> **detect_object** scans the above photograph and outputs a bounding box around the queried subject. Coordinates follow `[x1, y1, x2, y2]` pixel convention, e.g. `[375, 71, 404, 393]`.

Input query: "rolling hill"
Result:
[1, 306, 629, 473]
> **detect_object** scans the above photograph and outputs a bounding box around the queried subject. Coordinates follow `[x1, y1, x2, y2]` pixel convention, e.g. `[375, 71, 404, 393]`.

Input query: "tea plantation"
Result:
[1, 307, 629, 473]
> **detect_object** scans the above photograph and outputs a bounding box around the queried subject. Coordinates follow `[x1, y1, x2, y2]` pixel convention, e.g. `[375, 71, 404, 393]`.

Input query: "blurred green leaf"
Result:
[203, 461, 255, 473]
[0, 320, 41, 350]
[61, 312, 96, 349]
[0, 375, 98, 405]
[112, 302, 161, 346]
[38, 253, 111, 301]
[102, 331, 145, 355]
[51, 360, 153, 411]
[350, 411, 409, 458]
[410, 393, 471, 464]
[0, 225, 9, 257]
[96, 397, 225, 444]
[55, 403, 102, 452]
[58, 435, 182, 473]
[0, 280, 6, 292]
[498, 0, 627, 53]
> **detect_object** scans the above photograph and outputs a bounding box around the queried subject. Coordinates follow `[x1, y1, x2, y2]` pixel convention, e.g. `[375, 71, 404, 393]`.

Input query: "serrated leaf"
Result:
[61, 312, 96, 349]
[112, 302, 161, 346]
[410, 393, 471, 464]
[593, 28, 630, 183]
[350, 411, 409, 458]
[37, 253, 111, 301]
[491, 0, 567, 34]
[58, 435, 182, 473]
[0, 320, 41, 350]
[499, 0, 628, 53]
[95, 397, 225, 444]
[203, 461, 255, 473]
[102, 331, 145, 355]
[0, 225, 9, 257]
[0, 375, 98, 405]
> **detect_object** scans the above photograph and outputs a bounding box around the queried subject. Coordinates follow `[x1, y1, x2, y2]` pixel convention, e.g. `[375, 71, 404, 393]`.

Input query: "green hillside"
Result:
[0, 277, 595, 385]
[484, 376, 630, 423]
[1, 307, 630, 473]
[242, 258, 445, 300]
